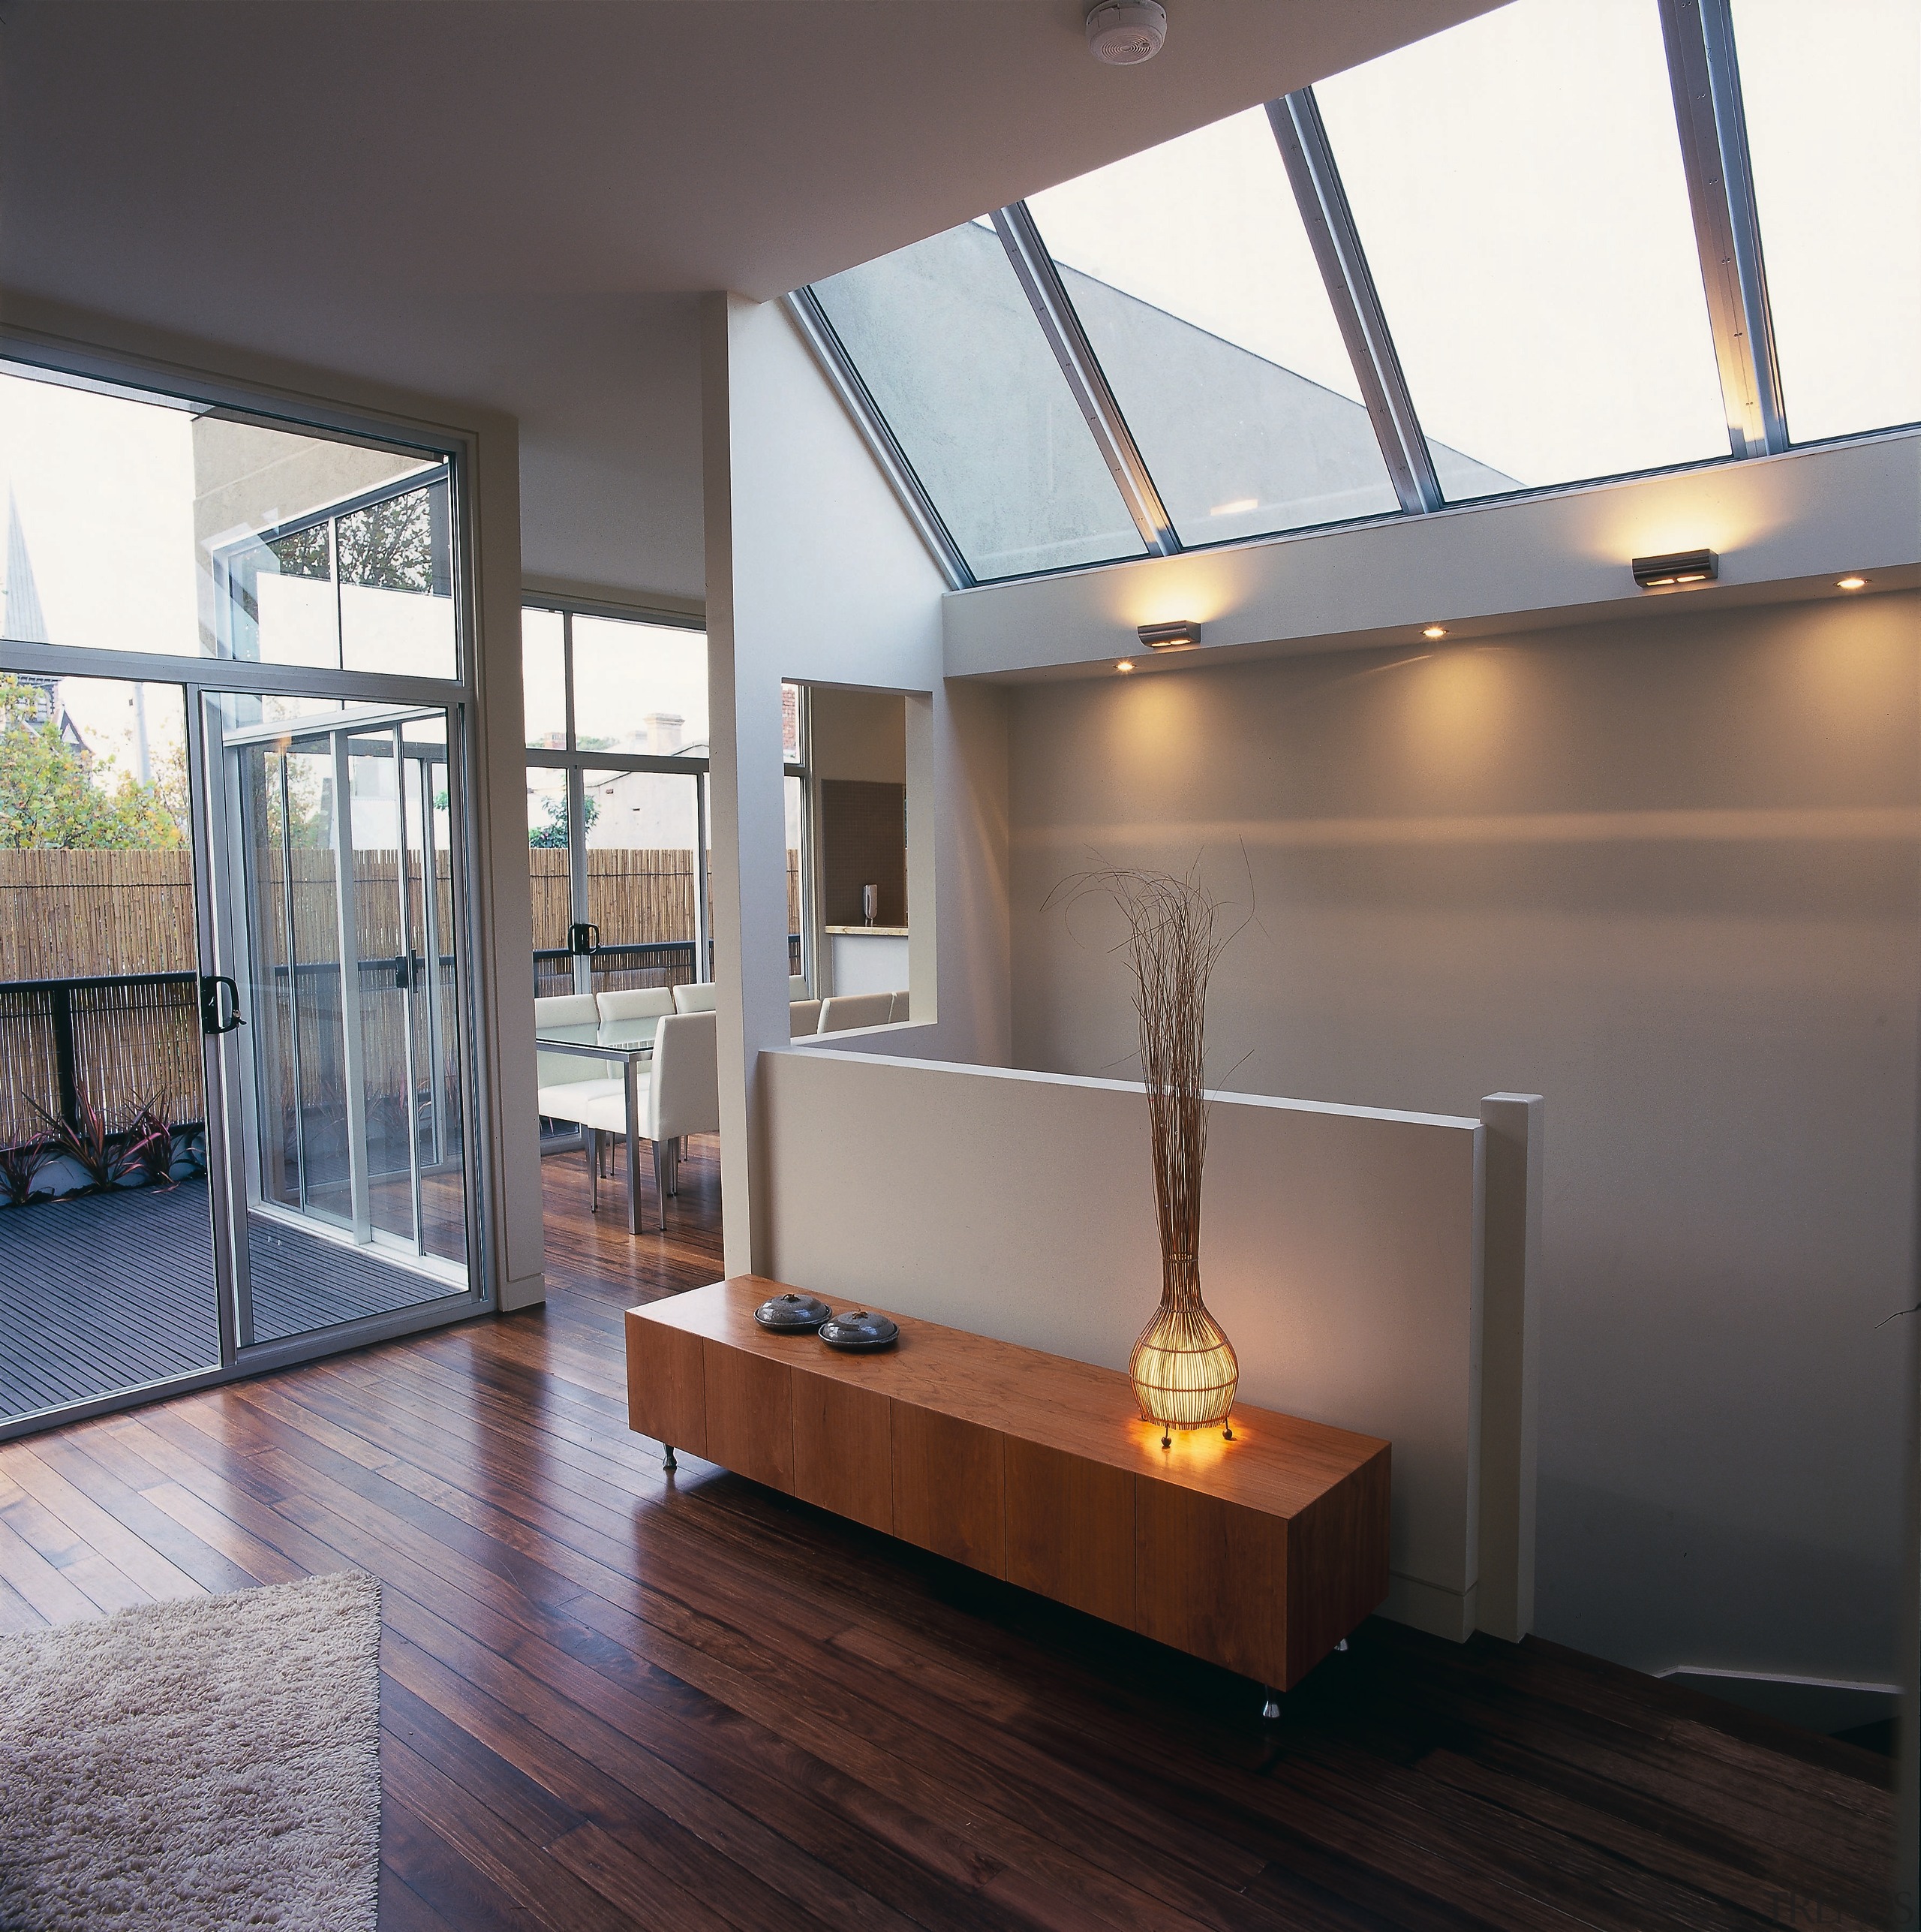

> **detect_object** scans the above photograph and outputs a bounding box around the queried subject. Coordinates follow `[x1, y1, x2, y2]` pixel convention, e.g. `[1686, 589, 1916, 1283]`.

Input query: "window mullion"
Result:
[1657, 0, 1788, 457]
[1267, 91, 1441, 516]
[989, 202, 1179, 556]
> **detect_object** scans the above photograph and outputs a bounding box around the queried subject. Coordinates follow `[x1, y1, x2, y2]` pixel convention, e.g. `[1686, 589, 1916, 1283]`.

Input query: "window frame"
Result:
[519, 596, 810, 992]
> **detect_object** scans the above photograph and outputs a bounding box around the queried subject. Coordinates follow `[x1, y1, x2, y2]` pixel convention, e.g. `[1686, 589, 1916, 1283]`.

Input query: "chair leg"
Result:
[586, 1128, 597, 1213]
[653, 1139, 671, 1215]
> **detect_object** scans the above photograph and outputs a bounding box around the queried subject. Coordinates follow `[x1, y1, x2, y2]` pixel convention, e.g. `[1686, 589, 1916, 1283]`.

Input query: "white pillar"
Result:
[702, 293, 798, 1277]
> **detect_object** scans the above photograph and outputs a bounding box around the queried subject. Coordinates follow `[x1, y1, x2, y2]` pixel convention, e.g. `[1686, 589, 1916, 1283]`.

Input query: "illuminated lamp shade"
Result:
[1138, 619, 1199, 652]
[1631, 548, 1718, 588]
[1131, 1251, 1240, 1445]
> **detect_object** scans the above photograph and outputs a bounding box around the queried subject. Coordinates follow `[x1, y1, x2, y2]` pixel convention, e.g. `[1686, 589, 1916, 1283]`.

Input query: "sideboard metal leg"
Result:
[1261, 1687, 1282, 1720]
[661, 1443, 678, 1473]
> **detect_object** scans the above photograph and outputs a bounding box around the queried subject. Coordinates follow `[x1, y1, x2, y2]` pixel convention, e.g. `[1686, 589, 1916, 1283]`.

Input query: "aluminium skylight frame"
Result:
[800, 5, 1874, 587]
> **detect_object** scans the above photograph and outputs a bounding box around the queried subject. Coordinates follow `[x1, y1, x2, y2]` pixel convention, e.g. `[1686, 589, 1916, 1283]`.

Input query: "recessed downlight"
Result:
[1422, 624, 1448, 639]
[1836, 575, 1868, 591]
[1116, 658, 1136, 673]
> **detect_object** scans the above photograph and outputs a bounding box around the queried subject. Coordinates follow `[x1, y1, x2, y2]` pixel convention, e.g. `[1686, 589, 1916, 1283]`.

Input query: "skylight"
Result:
[1311, 0, 1730, 496]
[799, 0, 1921, 587]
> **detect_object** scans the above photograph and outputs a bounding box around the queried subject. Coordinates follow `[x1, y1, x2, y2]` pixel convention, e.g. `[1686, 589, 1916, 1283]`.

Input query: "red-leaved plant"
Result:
[25, 1093, 167, 1194]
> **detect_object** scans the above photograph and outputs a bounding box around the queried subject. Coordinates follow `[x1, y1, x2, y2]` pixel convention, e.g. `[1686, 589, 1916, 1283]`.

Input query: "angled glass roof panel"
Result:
[1025, 109, 1407, 548]
[1730, 0, 1921, 444]
[1313, 0, 1729, 501]
[809, 223, 1147, 579]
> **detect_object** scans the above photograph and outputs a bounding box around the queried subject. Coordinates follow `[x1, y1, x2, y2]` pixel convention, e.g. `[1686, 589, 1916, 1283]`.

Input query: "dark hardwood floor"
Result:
[0, 1134, 1895, 1930]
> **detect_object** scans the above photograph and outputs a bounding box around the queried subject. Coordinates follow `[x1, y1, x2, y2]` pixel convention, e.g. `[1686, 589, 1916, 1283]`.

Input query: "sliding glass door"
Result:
[0, 672, 228, 1426]
[212, 696, 473, 1349]
[2, 343, 492, 1437]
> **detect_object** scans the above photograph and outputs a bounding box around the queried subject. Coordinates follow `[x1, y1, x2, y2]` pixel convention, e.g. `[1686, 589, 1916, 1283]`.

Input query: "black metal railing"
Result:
[532, 940, 699, 1000]
[0, 972, 202, 1148]
[534, 937, 803, 1001]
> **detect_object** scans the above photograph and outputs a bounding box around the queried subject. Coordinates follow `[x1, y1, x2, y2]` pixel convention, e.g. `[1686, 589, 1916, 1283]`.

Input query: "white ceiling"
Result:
[1, 0, 1497, 602]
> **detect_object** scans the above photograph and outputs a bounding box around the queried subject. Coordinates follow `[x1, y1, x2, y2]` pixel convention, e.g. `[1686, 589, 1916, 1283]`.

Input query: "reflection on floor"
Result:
[0, 1177, 466, 1422]
[0, 1133, 1892, 1930]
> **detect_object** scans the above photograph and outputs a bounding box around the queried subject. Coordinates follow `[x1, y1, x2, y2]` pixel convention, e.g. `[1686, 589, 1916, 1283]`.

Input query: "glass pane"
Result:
[338, 477, 456, 679]
[1314, 0, 1729, 498]
[785, 772, 805, 982]
[525, 767, 573, 997]
[782, 681, 803, 766]
[0, 672, 223, 1422]
[811, 222, 1149, 579]
[398, 718, 466, 1268]
[1027, 109, 1401, 545]
[572, 614, 708, 757]
[582, 770, 699, 992]
[0, 357, 452, 665]
[346, 729, 416, 1250]
[218, 694, 470, 1342]
[1731, 0, 1921, 442]
[522, 606, 567, 748]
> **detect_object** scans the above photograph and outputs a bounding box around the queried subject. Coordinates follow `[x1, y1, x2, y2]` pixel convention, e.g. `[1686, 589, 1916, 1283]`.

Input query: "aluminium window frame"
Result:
[519, 596, 812, 993]
[0, 332, 502, 1440]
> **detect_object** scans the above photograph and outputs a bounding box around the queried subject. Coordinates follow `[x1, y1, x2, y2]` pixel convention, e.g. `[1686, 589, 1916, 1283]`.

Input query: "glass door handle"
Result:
[567, 922, 600, 956]
[200, 974, 245, 1035]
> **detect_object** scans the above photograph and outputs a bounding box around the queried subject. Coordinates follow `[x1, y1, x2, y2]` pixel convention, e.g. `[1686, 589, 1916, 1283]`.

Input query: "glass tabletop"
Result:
[534, 1016, 659, 1053]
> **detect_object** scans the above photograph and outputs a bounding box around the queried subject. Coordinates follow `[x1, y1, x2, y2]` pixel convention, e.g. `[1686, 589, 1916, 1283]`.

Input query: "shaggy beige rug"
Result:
[0, 1569, 380, 1931]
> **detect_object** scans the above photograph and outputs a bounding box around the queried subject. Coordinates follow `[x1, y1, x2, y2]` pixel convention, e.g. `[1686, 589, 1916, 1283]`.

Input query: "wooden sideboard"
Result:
[626, 1276, 1390, 1692]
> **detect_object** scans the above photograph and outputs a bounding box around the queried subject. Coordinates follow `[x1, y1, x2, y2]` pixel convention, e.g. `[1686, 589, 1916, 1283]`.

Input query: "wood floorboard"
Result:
[0, 1134, 1892, 1930]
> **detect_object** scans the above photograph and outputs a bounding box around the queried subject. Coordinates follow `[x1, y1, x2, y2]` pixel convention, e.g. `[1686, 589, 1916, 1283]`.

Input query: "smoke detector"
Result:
[1087, 1, 1167, 65]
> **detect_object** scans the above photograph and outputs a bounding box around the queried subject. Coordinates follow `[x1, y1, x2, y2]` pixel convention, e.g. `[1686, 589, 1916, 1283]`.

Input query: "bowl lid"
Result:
[818, 1310, 899, 1351]
[754, 1291, 833, 1331]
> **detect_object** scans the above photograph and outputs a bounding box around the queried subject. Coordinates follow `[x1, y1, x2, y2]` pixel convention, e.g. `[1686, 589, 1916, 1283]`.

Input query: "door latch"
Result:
[567, 921, 600, 957]
[199, 974, 245, 1036]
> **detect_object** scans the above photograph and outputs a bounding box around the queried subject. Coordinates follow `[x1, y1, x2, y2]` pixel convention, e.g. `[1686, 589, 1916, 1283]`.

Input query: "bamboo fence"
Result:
[1, 846, 801, 1149]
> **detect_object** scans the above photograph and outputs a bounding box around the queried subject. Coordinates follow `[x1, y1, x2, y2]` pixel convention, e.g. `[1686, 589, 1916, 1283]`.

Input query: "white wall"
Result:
[945, 430, 1921, 681]
[1002, 591, 1919, 1688]
[810, 686, 906, 784]
[700, 293, 1011, 1274]
[761, 1048, 1544, 1640]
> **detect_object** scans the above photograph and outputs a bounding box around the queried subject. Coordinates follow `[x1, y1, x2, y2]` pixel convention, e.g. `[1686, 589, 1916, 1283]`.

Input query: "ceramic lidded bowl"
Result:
[817, 1310, 899, 1353]
[753, 1291, 834, 1332]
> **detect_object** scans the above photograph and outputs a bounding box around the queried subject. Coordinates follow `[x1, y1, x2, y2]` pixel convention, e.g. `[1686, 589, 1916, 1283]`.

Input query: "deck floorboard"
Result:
[1, 1175, 466, 1418]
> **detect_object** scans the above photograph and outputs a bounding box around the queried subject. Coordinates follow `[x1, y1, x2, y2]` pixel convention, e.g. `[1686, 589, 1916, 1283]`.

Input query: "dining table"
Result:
[534, 1012, 660, 1234]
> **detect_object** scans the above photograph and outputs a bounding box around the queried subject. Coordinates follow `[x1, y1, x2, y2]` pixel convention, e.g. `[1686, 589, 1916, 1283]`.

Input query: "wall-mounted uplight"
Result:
[1422, 624, 1448, 639]
[1137, 620, 1199, 652]
[1116, 658, 1136, 673]
[1631, 548, 1718, 589]
[1836, 575, 1868, 591]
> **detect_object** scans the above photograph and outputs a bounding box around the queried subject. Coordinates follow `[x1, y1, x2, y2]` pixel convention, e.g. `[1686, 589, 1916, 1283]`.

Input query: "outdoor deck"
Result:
[0, 1178, 465, 1422]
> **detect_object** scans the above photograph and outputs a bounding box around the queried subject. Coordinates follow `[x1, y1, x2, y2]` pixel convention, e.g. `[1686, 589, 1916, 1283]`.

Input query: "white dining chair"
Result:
[790, 998, 822, 1036]
[574, 1009, 719, 1216]
[818, 991, 894, 1033]
[598, 986, 675, 1024]
[889, 990, 909, 1023]
[671, 981, 717, 1013]
[534, 992, 624, 1192]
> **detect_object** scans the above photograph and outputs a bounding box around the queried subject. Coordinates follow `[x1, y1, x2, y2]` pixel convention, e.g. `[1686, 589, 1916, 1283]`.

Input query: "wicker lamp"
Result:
[1057, 862, 1240, 1446]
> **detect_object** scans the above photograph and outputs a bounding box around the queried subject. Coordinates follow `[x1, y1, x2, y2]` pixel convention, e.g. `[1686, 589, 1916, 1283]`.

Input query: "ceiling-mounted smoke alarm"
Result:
[1087, 1, 1167, 65]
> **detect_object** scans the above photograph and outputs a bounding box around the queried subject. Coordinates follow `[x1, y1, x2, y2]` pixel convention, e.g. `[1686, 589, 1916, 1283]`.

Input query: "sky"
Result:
[1020, 0, 1919, 488]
